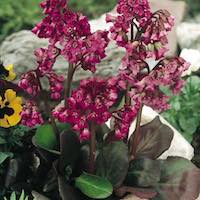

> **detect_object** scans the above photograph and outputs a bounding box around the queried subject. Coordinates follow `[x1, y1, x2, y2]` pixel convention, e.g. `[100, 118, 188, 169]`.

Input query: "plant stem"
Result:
[125, 22, 135, 106]
[35, 70, 59, 141]
[130, 104, 143, 160]
[89, 122, 96, 174]
[64, 63, 75, 106]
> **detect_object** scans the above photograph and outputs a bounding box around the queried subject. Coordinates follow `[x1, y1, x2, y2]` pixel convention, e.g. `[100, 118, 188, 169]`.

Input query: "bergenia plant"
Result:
[0, 0, 200, 199]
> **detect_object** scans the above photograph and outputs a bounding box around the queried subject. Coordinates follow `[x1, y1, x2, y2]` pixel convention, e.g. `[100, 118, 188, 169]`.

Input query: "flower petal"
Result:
[5, 113, 21, 127]
[0, 118, 9, 128]
[4, 89, 17, 103]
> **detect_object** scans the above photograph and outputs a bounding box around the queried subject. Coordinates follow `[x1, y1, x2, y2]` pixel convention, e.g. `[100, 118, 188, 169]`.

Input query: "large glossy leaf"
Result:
[75, 173, 113, 199]
[154, 157, 200, 200]
[126, 158, 161, 187]
[125, 157, 200, 200]
[33, 124, 57, 151]
[133, 116, 173, 159]
[0, 137, 6, 144]
[57, 122, 71, 133]
[59, 130, 80, 175]
[58, 176, 80, 200]
[96, 141, 129, 188]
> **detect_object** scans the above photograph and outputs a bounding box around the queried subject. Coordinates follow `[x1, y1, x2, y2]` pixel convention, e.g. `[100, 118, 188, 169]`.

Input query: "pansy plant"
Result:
[0, 0, 200, 199]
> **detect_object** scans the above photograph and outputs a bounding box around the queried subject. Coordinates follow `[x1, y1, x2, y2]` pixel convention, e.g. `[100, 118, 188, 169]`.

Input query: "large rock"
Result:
[177, 22, 200, 50]
[0, 30, 122, 82]
[180, 49, 200, 76]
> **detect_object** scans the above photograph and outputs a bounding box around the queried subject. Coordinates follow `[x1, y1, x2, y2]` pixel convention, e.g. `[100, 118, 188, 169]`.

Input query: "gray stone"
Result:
[177, 22, 200, 50]
[0, 30, 123, 83]
[180, 49, 200, 76]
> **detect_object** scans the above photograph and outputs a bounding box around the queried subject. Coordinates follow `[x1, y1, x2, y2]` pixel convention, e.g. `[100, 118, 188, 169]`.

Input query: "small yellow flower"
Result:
[0, 89, 22, 128]
[0, 63, 16, 81]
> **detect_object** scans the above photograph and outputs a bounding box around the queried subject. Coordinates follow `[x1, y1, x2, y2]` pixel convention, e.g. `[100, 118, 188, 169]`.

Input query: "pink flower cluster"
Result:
[47, 72, 64, 100]
[19, 71, 41, 96]
[117, 0, 152, 26]
[18, 0, 190, 142]
[142, 10, 175, 60]
[35, 45, 60, 74]
[114, 103, 140, 139]
[53, 77, 118, 140]
[62, 31, 109, 72]
[33, 0, 109, 73]
[21, 101, 44, 127]
[107, 0, 174, 60]
[129, 57, 190, 111]
[106, 14, 129, 47]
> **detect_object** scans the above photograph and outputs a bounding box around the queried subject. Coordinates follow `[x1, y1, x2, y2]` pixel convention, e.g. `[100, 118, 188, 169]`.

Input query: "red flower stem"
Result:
[35, 70, 59, 141]
[64, 63, 76, 107]
[89, 122, 96, 174]
[125, 22, 135, 106]
[130, 104, 143, 160]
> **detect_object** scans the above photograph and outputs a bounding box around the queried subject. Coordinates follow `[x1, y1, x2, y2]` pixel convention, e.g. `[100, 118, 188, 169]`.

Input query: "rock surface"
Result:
[180, 49, 200, 76]
[177, 22, 200, 50]
[0, 30, 122, 83]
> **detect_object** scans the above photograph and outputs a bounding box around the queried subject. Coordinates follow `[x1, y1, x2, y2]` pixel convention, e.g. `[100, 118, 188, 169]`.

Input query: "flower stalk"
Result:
[35, 70, 59, 140]
[89, 122, 96, 174]
[64, 63, 76, 106]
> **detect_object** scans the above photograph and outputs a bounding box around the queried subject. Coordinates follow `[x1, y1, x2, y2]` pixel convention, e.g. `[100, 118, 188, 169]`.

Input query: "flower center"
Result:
[0, 64, 9, 78]
[0, 106, 14, 119]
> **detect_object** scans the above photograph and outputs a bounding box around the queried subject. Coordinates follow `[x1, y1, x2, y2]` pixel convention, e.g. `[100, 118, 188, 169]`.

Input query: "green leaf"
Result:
[126, 158, 161, 187]
[0, 152, 13, 165]
[19, 190, 25, 200]
[0, 137, 6, 144]
[58, 176, 81, 200]
[57, 122, 71, 133]
[96, 141, 129, 188]
[59, 130, 81, 175]
[133, 116, 173, 159]
[75, 173, 113, 199]
[19, 191, 24, 200]
[10, 192, 16, 200]
[179, 115, 198, 134]
[33, 124, 57, 151]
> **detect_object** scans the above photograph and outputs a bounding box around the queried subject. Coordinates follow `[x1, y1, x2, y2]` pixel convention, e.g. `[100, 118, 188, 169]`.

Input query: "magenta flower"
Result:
[47, 72, 64, 100]
[35, 45, 60, 74]
[33, 0, 109, 73]
[106, 14, 129, 47]
[117, 0, 152, 26]
[62, 31, 109, 72]
[53, 77, 118, 140]
[18, 71, 41, 96]
[21, 101, 44, 127]
[113, 103, 140, 140]
[129, 57, 190, 111]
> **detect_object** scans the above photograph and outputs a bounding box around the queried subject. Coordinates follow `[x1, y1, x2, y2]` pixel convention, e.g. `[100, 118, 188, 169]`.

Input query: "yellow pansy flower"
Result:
[0, 89, 22, 128]
[0, 63, 16, 81]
